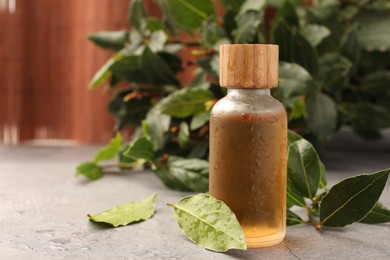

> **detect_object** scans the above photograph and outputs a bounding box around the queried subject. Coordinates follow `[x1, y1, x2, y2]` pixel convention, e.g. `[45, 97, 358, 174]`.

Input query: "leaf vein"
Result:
[170, 204, 243, 245]
[321, 172, 387, 225]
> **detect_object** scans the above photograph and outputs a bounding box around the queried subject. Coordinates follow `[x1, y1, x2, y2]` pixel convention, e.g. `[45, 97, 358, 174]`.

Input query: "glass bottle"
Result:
[209, 44, 287, 248]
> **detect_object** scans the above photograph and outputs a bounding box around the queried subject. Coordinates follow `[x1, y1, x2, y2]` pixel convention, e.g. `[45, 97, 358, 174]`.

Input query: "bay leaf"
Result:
[155, 156, 209, 192]
[158, 87, 213, 118]
[237, 0, 266, 16]
[127, 0, 147, 31]
[108, 87, 152, 130]
[287, 209, 304, 226]
[234, 10, 261, 44]
[87, 30, 128, 51]
[88, 193, 157, 227]
[168, 194, 246, 252]
[358, 10, 390, 51]
[301, 24, 330, 47]
[306, 92, 338, 143]
[221, 0, 245, 12]
[123, 136, 155, 164]
[190, 110, 210, 130]
[287, 138, 322, 199]
[144, 110, 171, 151]
[88, 55, 117, 89]
[319, 169, 390, 227]
[188, 140, 209, 159]
[319, 161, 327, 189]
[287, 176, 306, 208]
[278, 62, 319, 107]
[274, 19, 319, 74]
[154, 167, 189, 191]
[178, 122, 190, 148]
[287, 129, 302, 146]
[94, 133, 122, 163]
[167, 0, 215, 30]
[360, 202, 390, 224]
[75, 162, 103, 180]
[318, 53, 352, 93]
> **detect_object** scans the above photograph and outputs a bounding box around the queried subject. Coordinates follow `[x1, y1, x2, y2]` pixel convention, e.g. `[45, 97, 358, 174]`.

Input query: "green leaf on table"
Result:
[360, 202, 390, 224]
[167, 0, 215, 30]
[88, 193, 157, 227]
[319, 169, 390, 227]
[287, 209, 304, 226]
[155, 156, 209, 192]
[191, 110, 210, 130]
[234, 10, 261, 44]
[274, 20, 319, 74]
[75, 162, 104, 180]
[306, 92, 337, 143]
[94, 133, 122, 163]
[178, 122, 190, 148]
[287, 138, 322, 199]
[158, 87, 213, 118]
[167, 193, 246, 252]
[127, 0, 147, 31]
[108, 87, 152, 130]
[358, 10, 390, 51]
[123, 136, 155, 164]
[301, 24, 330, 47]
[87, 31, 128, 51]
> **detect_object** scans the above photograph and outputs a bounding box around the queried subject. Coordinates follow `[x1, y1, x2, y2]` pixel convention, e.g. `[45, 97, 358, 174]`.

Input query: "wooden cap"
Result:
[219, 44, 279, 88]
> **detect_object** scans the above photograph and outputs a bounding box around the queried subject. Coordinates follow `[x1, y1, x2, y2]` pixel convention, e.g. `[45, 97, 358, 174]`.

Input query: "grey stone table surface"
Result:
[1, 130, 390, 260]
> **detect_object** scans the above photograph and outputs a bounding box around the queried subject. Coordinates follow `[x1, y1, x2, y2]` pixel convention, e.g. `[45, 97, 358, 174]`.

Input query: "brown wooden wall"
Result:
[0, 0, 131, 144]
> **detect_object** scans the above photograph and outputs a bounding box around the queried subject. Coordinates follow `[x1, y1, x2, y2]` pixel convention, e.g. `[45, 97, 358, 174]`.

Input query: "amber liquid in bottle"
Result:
[212, 44, 286, 247]
[210, 105, 287, 247]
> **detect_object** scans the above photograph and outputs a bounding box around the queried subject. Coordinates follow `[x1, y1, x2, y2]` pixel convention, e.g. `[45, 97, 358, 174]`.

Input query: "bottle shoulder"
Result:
[211, 93, 286, 116]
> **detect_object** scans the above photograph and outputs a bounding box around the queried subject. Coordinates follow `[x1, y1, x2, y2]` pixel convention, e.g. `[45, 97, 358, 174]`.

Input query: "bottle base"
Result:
[245, 231, 285, 248]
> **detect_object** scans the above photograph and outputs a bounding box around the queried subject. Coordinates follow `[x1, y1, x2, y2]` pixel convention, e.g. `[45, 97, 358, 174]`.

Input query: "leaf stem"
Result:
[306, 206, 320, 229]
[100, 162, 135, 169]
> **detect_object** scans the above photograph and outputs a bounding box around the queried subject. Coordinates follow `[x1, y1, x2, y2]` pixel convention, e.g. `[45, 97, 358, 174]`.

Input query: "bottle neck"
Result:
[227, 88, 271, 99]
